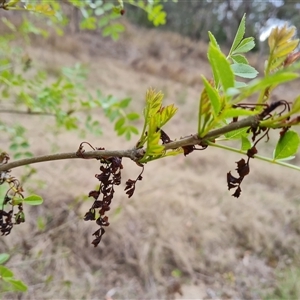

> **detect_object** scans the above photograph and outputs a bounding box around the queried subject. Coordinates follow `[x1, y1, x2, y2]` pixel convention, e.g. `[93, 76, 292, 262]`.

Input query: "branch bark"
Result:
[0, 115, 261, 172]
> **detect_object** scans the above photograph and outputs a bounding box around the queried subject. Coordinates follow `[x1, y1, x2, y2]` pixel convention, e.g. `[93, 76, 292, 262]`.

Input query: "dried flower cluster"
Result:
[0, 153, 25, 235]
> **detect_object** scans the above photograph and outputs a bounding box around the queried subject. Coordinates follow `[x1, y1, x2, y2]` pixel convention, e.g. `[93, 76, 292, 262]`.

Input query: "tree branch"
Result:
[164, 115, 260, 150]
[0, 148, 146, 172]
[0, 109, 56, 116]
[0, 115, 261, 172]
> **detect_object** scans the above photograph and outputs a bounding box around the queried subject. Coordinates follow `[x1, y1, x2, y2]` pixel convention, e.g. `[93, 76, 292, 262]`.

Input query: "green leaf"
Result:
[116, 126, 127, 136]
[148, 4, 166, 26]
[126, 112, 140, 121]
[23, 194, 44, 206]
[0, 253, 10, 264]
[111, 23, 125, 33]
[119, 98, 131, 108]
[229, 13, 246, 55]
[235, 72, 299, 103]
[159, 104, 178, 127]
[232, 37, 255, 54]
[208, 44, 234, 91]
[114, 117, 125, 130]
[224, 127, 249, 139]
[0, 265, 14, 278]
[222, 108, 257, 119]
[208, 31, 220, 49]
[231, 54, 249, 64]
[98, 16, 109, 27]
[231, 63, 259, 79]
[102, 26, 112, 37]
[4, 278, 28, 292]
[80, 16, 97, 30]
[273, 131, 300, 160]
[202, 76, 221, 116]
[241, 136, 251, 151]
[6, 0, 20, 8]
[292, 96, 300, 113]
[233, 81, 247, 88]
[102, 2, 114, 11]
[129, 126, 139, 135]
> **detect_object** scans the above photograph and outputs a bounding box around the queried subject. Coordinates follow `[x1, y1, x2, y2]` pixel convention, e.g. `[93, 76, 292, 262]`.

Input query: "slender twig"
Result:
[0, 109, 56, 116]
[164, 115, 260, 150]
[0, 148, 146, 172]
[0, 115, 261, 172]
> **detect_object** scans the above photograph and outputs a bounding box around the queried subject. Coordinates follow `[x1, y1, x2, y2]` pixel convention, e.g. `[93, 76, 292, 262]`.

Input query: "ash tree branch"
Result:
[0, 109, 56, 116]
[0, 115, 261, 173]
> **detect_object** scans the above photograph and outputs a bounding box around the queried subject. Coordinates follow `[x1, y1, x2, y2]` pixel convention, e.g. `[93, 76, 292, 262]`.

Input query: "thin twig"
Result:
[0, 115, 261, 172]
[0, 109, 56, 116]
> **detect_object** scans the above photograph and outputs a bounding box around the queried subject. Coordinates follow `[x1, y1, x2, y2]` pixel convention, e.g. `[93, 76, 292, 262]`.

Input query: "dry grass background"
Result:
[1, 19, 300, 299]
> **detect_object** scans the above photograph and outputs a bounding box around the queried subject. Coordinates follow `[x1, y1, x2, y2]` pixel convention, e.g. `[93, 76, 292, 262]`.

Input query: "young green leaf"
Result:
[23, 194, 44, 206]
[119, 97, 131, 108]
[273, 131, 300, 160]
[229, 13, 246, 55]
[233, 81, 247, 88]
[241, 135, 252, 151]
[274, 40, 299, 58]
[292, 96, 300, 113]
[234, 71, 299, 103]
[222, 108, 257, 119]
[231, 63, 259, 79]
[3, 278, 28, 292]
[202, 76, 221, 116]
[208, 31, 220, 49]
[114, 117, 126, 130]
[0, 265, 14, 278]
[224, 127, 250, 139]
[231, 54, 249, 64]
[232, 37, 255, 54]
[159, 104, 178, 127]
[126, 112, 140, 121]
[208, 44, 234, 91]
[129, 126, 139, 135]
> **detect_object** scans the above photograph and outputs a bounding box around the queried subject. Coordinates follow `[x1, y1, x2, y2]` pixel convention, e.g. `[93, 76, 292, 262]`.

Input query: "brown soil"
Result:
[1, 19, 300, 300]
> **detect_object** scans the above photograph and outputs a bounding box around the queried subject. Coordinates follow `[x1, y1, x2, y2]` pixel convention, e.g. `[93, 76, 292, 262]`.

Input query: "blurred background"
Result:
[1, 0, 300, 299]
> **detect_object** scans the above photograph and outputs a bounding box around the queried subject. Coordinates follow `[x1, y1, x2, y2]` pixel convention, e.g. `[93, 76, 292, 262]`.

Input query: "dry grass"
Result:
[1, 18, 300, 300]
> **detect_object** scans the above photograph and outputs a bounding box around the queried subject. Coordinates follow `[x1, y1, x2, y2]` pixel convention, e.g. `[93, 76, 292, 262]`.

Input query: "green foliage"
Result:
[273, 131, 300, 161]
[199, 15, 259, 137]
[0, 253, 28, 293]
[195, 14, 300, 182]
[1, 0, 169, 40]
[23, 194, 44, 205]
[137, 89, 182, 163]
[0, 22, 140, 155]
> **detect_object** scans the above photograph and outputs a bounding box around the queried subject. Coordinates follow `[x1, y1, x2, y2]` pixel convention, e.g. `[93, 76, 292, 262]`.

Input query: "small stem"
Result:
[164, 115, 260, 150]
[0, 109, 56, 116]
[208, 142, 300, 172]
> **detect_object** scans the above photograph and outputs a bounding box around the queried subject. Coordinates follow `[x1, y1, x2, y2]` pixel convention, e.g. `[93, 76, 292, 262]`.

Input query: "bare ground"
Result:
[1, 20, 300, 299]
